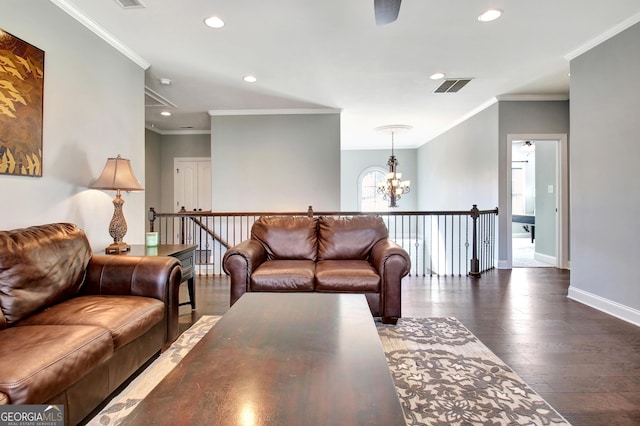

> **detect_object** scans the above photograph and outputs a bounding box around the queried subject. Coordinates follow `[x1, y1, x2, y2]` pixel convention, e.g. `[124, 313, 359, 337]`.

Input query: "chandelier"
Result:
[376, 125, 412, 208]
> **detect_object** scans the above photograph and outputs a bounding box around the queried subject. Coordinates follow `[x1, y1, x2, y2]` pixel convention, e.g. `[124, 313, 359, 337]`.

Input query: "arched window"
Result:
[358, 166, 388, 212]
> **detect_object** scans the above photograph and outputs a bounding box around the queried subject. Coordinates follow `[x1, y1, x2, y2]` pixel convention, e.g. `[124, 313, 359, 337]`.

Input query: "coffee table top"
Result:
[125, 293, 405, 425]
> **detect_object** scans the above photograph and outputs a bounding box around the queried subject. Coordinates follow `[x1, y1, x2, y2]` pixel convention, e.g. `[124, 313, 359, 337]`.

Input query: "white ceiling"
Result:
[56, 0, 640, 149]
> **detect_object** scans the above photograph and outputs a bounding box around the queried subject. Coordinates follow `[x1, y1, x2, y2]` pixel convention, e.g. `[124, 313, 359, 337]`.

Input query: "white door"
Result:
[173, 157, 212, 246]
[174, 158, 211, 212]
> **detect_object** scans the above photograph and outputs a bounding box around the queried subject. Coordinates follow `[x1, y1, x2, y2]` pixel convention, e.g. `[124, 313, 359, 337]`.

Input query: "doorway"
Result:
[173, 157, 215, 270]
[511, 140, 553, 267]
[506, 134, 569, 269]
[173, 157, 211, 212]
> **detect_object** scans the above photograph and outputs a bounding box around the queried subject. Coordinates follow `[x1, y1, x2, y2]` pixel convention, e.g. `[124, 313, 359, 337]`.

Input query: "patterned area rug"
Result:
[378, 318, 570, 425]
[89, 316, 570, 426]
[87, 316, 221, 425]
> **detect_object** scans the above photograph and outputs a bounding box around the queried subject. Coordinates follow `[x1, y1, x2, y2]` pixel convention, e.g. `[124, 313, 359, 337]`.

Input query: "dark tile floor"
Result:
[179, 268, 640, 425]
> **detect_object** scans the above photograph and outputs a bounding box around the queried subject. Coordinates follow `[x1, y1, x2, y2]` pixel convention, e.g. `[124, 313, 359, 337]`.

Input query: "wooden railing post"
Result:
[148, 207, 156, 232]
[307, 206, 313, 217]
[469, 204, 481, 277]
[179, 206, 186, 244]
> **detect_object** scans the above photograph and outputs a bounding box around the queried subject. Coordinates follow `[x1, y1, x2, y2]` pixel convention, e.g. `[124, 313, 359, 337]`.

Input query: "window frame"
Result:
[357, 166, 389, 212]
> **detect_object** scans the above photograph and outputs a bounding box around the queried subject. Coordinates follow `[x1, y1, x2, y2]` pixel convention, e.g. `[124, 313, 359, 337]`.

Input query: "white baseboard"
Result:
[534, 252, 556, 266]
[568, 287, 640, 327]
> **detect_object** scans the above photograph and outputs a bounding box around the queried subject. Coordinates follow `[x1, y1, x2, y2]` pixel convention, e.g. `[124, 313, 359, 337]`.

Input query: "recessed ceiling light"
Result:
[243, 75, 257, 83]
[430, 72, 445, 80]
[204, 16, 225, 29]
[478, 9, 502, 22]
[159, 78, 171, 86]
[160, 111, 171, 116]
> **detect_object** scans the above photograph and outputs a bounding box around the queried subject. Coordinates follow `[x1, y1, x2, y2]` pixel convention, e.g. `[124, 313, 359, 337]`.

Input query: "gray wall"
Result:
[211, 114, 341, 212]
[341, 148, 417, 211]
[569, 22, 640, 315]
[497, 101, 570, 263]
[416, 104, 499, 211]
[535, 140, 557, 258]
[1, 1, 145, 251]
[412, 99, 569, 267]
[152, 134, 416, 214]
[153, 133, 211, 213]
[145, 129, 162, 228]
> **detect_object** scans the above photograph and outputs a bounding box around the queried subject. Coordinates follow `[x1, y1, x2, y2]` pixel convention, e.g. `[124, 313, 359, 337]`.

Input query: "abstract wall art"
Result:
[0, 29, 44, 177]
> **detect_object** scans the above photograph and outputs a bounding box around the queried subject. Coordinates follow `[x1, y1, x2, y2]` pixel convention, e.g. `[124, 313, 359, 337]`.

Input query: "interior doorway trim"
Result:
[504, 134, 569, 269]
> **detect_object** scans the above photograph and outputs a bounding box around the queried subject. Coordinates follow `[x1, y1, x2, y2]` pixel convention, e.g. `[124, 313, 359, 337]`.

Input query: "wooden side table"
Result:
[121, 244, 198, 310]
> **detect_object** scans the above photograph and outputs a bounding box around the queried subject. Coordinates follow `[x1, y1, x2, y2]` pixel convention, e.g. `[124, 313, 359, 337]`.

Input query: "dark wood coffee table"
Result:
[124, 293, 406, 425]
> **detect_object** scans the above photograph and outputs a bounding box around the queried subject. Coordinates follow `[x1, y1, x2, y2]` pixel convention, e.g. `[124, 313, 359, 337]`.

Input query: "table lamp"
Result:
[91, 154, 143, 253]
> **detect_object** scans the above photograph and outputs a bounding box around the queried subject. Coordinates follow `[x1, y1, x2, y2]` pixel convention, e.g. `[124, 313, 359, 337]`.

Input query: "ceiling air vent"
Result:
[434, 78, 472, 93]
[114, 0, 146, 9]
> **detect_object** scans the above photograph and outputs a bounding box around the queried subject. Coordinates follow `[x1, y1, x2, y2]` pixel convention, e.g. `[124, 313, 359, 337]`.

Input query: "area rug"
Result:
[87, 316, 221, 425]
[89, 316, 570, 426]
[378, 317, 570, 425]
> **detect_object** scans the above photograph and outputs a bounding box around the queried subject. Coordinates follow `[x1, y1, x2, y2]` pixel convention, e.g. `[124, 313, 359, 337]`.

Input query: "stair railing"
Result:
[148, 205, 498, 277]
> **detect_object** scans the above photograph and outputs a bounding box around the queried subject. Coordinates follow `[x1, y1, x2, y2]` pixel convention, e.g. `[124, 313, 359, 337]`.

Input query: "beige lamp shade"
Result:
[91, 155, 143, 191]
[91, 155, 143, 254]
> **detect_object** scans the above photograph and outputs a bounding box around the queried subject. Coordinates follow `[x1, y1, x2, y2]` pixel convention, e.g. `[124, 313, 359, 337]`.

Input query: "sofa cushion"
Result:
[251, 216, 317, 261]
[318, 216, 388, 261]
[315, 260, 381, 292]
[0, 223, 91, 327]
[0, 324, 112, 404]
[251, 260, 315, 291]
[18, 295, 164, 350]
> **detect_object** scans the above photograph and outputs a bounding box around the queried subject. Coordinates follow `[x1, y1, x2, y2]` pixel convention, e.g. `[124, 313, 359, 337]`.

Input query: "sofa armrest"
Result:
[222, 239, 267, 306]
[370, 239, 411, 275]
[370, 239, 411, 322]
[82, 255, 182, 344]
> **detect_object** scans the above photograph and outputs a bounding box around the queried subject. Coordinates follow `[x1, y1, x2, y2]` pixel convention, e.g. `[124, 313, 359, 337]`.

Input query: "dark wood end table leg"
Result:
[188, 277, 196, 310]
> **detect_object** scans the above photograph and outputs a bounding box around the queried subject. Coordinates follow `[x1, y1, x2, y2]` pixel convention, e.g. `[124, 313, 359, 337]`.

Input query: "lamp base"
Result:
[105, 241, 131, 254]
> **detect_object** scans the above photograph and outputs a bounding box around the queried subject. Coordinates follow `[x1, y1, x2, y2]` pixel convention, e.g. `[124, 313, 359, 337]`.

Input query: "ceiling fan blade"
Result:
[374, 0, 402, 26]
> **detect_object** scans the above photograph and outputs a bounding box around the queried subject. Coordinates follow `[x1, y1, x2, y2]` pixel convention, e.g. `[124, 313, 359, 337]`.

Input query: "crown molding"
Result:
[144, 87, 178, 108]
[51, 0, 150, 69]
[565, 11, 640, 60]
[496, 94, 569, 102]
[208, 108, 342, 116]
[145, 125, 211, 135]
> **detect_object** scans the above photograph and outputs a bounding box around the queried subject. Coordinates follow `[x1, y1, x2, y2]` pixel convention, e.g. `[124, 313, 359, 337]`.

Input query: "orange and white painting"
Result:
[0, 29, 44, 177]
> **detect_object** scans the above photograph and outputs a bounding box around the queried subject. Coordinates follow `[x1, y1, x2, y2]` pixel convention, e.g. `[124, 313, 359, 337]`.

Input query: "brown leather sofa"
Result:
[0, 223, 181, 425]
[222, 215, 411, 324]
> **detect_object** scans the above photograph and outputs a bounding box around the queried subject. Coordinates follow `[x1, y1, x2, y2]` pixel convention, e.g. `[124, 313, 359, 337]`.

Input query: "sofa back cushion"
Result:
[318, 216, 389, 261]
[0, 223, 91, 327]
[251, 216, 318, 261]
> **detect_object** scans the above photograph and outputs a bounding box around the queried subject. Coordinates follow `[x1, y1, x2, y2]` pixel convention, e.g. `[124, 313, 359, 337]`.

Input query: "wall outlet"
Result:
[548, 185, 554, 193]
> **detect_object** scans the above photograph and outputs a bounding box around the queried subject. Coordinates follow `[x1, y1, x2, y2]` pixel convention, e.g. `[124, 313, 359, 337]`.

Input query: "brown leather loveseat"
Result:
[222, 215, 410, 324]
[0, 223, 182, 425]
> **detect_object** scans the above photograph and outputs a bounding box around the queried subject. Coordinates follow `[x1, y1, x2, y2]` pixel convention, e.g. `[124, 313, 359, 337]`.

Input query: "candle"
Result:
[145, 232, 159, 247]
